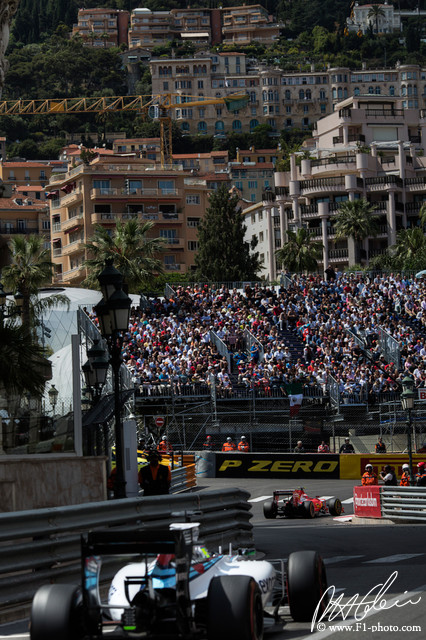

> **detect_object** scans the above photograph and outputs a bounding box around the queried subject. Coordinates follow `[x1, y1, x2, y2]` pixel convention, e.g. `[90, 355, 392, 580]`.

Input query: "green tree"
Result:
[194, 184, 261, 281]
[334, 199, 379, 263]
[419, 202, 426, 228]
[367, 5, 385, 35]
[82, 218, 164, 293]
[1, 235, 69, 332]
[275, 227, 323, 274]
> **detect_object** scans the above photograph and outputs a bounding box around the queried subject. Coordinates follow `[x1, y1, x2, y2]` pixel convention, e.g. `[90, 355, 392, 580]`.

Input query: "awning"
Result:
[52, 238, 61, 244]
[46, 190, 59, 199]
[181, 32, 209, 38]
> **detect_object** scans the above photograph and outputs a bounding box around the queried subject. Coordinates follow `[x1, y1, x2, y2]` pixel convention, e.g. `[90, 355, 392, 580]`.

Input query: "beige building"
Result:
[0, 161, 64, 188]
[0, 195, 50, 269]
[127, 5, 279, 50]
[253, 94, 426, 278]
[72, 8, 129, 48]
[47, 155, 210, 285]
[221, 4, 280, 45]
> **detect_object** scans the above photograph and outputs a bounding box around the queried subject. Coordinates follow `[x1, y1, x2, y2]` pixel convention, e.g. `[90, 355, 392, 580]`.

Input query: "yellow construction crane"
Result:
[0, 92, 249, 167]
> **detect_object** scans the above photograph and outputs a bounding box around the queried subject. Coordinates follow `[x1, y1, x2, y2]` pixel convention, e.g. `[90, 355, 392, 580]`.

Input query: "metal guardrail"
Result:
[244, 328, 264, 363]
[377, 327, 401, 370]
[210, 329, 231, 372]
[381, 486, 426, 521]
[0, 488, 252, 614]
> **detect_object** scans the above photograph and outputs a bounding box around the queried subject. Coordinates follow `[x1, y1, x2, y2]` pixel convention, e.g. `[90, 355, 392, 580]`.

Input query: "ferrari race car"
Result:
[264, 488, 343, 519]
[30, 521, 328, 640]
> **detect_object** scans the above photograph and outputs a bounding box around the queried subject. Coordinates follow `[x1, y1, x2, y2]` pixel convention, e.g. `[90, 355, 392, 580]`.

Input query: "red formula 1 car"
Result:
[263, 488, 343, 519]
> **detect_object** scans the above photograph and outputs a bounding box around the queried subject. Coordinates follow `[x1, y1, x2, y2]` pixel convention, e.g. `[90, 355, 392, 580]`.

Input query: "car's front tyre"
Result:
[207, 575, 264, 640]
[327, 497, 342, 516]
[287, 550, 328, 622]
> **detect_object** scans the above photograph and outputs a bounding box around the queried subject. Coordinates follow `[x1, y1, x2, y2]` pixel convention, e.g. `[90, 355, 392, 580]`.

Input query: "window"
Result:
[389, 86, 395, 95]
[188, 241, 198, 251]
[187, 217, 200, 227]
[232, 120, 242, 131]
[198, 80, 204, 89]
[250, 119, 259, 131]
[259, 231, 264, 242]
[186, 195, 200, 205]
[197, 121, 207, 133]
[93, 179, 110, 194]
[127, 179, 142, 194]
[158, 180, 175, 195]
[303, 105, 309, 113]
[163, 82, 169, 90]
[286, 105, 291, 113]
[181, 122, 190, 131]
[160, 229, 177, 242]
[248, 180, 258, 189]
[319, 90, 326, 99]
[215, 121, 224, 132]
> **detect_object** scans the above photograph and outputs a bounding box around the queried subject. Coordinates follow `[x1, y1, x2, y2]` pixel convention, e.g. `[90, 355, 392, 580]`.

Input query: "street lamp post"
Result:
[401, 375, 416, 486]
[95, 260, 131, 499]
[82, 339, 109, 455]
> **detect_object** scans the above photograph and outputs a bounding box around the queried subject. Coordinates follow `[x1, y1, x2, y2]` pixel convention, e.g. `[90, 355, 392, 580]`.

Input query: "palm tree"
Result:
[394, 227, 426, 264]
[82, 218, 164, 293]
[1, 235, 69, 332]
[0, 321, 47, 398]
[367, 5, 385, 35]
[418, 202, 426, 228]
[334, 199, 379, 264]
[275, 227, 323, 273]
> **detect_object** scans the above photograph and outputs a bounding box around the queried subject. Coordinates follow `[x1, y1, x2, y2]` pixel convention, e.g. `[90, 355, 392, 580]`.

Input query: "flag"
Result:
[287, 382, 303, 416]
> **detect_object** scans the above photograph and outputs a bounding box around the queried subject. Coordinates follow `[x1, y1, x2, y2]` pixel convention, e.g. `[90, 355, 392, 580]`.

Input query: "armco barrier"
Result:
[0, 488, 252, 619]
[381, 485, 426, 521]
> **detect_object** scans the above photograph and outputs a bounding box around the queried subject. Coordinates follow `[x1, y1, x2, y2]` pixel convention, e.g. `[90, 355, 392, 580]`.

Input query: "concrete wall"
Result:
[0, 455, 107, 512]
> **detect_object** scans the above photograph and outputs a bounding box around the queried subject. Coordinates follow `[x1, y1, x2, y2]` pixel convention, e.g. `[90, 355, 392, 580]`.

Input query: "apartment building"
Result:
[112, 138, 161, 162]
[229, 160, 275, 204]
[128, 8, 173, 50]
[0, 195, 50, 268]
[250, 94, 426, 279]
[72, 8, 129, 48]
[221, 4, 280, 45]
[0, 161, 64, 188]
[171, 150, 228, 173]
[47, 155, 210, 285]
[127, 5, 278, 51]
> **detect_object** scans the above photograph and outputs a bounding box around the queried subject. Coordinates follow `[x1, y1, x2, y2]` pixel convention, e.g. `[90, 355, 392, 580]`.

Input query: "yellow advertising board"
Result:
[339, 454, 426, 479]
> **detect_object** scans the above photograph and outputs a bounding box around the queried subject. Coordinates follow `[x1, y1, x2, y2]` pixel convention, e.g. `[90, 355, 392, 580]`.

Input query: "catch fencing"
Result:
[0, 488, 252, 620]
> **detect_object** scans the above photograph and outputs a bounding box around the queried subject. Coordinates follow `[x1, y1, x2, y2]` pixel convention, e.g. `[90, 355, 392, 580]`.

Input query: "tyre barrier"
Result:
[0, 488, 252, 621]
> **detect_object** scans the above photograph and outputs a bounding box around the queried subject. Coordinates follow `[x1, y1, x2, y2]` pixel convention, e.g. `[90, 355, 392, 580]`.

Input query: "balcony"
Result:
[299, 176, 346, 195]
[404, 176, 426, 191]
[61, 240, 85, 256]
[61, 266, 85, 283]
[161, 237, 184, 248]
[332, 134, 365, 145]
[311, 155, 356, 168]
[328, 248, 349, 260]
[61, 190, 83, 206]
[62, 214, 84, 232]
[275, 186, 289, 197]
[164, 263, 182, 271]
[409, 135, 421, 144]
[91, 187, 180, 199]
[364, 175, 403, 190]
[52, 222, 62, 233]
[52, 247, 62, 257]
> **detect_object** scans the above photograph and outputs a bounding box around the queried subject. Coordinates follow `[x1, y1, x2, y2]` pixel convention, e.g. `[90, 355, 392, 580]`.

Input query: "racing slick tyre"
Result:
[302, 500, 315, 518]
[206, 575, 264, 640]
[263, 500, 277, 519]
[30, 584, 84, 640]
[287, 550, 328, 623]
[327, 497, 342, 517]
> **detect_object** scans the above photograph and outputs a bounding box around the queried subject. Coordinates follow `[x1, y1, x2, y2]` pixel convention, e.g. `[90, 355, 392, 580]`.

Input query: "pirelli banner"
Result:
[215, 453, 340, 479]
[340, 454, 426, 480]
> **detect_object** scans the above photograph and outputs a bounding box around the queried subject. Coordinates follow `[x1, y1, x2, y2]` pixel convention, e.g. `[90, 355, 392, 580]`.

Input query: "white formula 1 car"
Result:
[30, 523, 328, 640]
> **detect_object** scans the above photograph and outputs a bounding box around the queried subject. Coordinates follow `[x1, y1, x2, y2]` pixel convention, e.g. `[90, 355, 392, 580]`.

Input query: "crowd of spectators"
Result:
[86, 271, 426, 404]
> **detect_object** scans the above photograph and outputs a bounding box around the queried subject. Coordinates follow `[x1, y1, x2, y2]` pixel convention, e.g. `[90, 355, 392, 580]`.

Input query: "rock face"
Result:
[0, 1, 19, 97]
